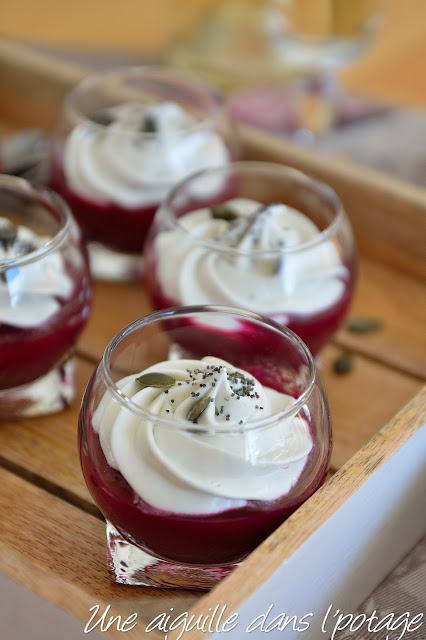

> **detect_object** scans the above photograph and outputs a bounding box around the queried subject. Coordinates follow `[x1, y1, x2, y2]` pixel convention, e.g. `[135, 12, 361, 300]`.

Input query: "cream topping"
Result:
[63, 101, 230, 208]
[93, 356, 313, 515]
[155, 198, 348, 318]
[0, 219, 73, 328]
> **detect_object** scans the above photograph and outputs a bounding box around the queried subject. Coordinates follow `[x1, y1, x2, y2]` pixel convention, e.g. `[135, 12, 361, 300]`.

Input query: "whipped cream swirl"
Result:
[155, 198, 348, 319]
[0, 218, 73, 328]
[63, 101, 230, 208]
[93, 356, 312, 515]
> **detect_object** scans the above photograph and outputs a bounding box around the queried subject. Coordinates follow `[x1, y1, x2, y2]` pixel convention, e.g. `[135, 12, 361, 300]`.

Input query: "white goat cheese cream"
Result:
[0, 220, 73, 328]
[93, 356, 313, 515]
[63, 101, 230, 208]
[155, 198, 348, 320]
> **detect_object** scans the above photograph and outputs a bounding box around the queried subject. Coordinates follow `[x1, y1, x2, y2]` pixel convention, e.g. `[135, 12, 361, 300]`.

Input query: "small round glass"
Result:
[144, 161, 357, 356]
[0, 175, 92, 420]
[50, 65, 240, 282]
[79, 305, 332, 589]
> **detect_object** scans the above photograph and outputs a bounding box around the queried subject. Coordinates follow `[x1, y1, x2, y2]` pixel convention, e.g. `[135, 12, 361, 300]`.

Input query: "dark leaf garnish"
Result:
[346, 318, 383, 334]
[141, 115, 157, 133]
[0, 218, 17, 248]
[187, 394, 211, 422]
[135, 372, 176, 388]
[210, 205, 238, 222]
[333, 351, 354, 375]
[90, 111, 115, 126]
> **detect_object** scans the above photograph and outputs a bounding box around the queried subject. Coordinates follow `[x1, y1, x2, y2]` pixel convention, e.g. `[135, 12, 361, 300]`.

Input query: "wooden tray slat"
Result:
[241, 127, 426, 281]
[0, 38, 425, 634]
[0, 350, 421, 521]
[0, 35, 425, 281]
[1, 382, 423, 640]
[165, 385, 426, 640]
[0, 467, 199, 640]
[0, 358, 95, 510]
[336, 256, 426, 379]
[322, 346, 422, 469]
[78, 259, 426, 381]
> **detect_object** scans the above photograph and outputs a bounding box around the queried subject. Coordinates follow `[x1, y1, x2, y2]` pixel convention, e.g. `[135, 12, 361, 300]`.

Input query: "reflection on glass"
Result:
[144, 161, 357, 356]
[79, 306, 332, 589]
[51, 66, 239, 281]
[0, 175, 92, 420]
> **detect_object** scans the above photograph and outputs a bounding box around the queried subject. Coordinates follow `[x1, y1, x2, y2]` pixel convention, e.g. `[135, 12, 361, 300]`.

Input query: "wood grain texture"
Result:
[335, 257, 426, 379]
[0, 467, 199, 640]
[0, 38, 86, 129]
[77, 283, 153, 363]
[0, 347, 420, 523]
[165, 385, 426, 640]
[321, 346, 422, 470]
[77, 254, 426, 381]
[0, 357, 95, 510]
[0, 383, 423, 640]
[0, 32, 424, 629]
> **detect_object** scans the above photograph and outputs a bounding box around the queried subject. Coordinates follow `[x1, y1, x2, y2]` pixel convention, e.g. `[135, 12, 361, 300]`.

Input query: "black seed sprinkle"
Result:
[0, 218, 18, 248]
[141, 114, 157, 133]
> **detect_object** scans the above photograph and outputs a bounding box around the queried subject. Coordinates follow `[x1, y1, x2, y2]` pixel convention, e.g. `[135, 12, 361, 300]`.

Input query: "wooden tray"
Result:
[0, 38, 425, 640]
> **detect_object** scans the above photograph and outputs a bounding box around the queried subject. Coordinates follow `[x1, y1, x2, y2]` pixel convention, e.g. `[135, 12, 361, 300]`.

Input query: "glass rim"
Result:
[0, 175, 74, 269]
[100, 304, 317, 433]
[64, 64, 229, 139]
[159, 160, 347, 257]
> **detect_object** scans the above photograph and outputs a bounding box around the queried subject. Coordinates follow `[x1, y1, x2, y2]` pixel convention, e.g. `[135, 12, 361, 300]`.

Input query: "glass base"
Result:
[0, 358, 75, 420]
[88, 242, 144, 283]
[106, 521, 239, 590]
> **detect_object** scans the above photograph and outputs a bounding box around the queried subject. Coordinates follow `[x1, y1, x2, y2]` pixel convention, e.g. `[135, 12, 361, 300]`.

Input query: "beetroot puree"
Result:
[51, 160, 157, 254]
[0, 272, 91, 390]
[144, 261, 356, 357]
[80, 406, 329, 566]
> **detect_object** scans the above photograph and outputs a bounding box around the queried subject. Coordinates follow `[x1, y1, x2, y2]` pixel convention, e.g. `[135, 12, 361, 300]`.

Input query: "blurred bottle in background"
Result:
[167, 0, 383, 142]
[167, 0, 295, 91]
[269, 0, 382, 69]
[168, 0, 383, 87]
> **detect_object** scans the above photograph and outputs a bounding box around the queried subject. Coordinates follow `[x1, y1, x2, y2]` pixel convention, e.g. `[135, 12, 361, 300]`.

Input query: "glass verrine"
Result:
[50, 66, 239, 282]
[79, 305, 332, 590]
[144, 161, 357, 357]
[0, 175, 92, 420]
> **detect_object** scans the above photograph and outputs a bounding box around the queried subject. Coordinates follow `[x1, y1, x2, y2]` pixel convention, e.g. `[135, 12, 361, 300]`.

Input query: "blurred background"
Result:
[2, 0, 426, 186]
[0, 2, 425, 638]
[1, 0, 424, 107]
